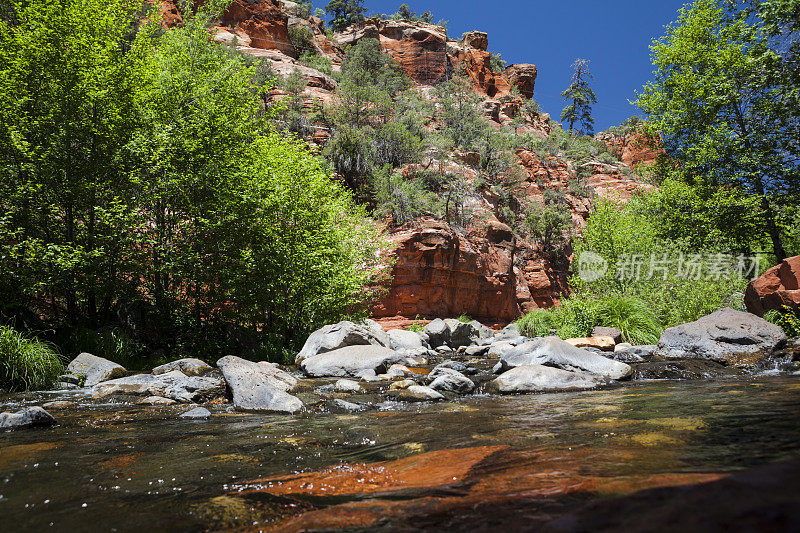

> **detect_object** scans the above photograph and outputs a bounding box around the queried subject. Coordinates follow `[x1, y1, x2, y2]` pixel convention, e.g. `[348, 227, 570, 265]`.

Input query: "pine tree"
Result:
[560, 59, 598, 135]
[325, 0, 367, 31]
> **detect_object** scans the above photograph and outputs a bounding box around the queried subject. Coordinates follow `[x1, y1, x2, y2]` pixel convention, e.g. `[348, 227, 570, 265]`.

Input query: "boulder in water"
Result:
[295, 321, 391, 364]
[66, 353, 126, 387]
[217, 356, 303, 413]
[485, 365, 600, 394]
[0, 406, 56, 430]
[300, 345, 406, 378]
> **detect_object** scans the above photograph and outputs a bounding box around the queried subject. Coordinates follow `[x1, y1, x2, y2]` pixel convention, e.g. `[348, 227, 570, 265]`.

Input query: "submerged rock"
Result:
[180, 406, 211, 419]
[632, 360, 746, 380]
[66, 353, 126, 387]
[495, 337, 632, 380]
[395, 385, 445, 402]
[138, 396, 178, 406]
[152, 358, 212, 377]
[295, 321, 391, 364]
[300, 345, 406, 378]
[216, 356, 303, 413]
[485, 365, 600, 394]
[0, 406, 56, 430]
[333, 379, 363, 393]
[330, 399, 365, 412]
[656, 308, 787, 365]
[42, 400, 77, 409]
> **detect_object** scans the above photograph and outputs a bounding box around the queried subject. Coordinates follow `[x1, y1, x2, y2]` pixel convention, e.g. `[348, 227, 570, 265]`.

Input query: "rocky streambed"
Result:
[2, 309, 800, 531]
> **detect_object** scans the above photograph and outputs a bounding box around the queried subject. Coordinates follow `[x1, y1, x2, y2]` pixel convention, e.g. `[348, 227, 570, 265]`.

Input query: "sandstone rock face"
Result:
[296, 321, 392, 364]
[217, 355, 303, 413]
[505, 64, 537, 99]
[0, 406, 56, 430]
[300, 345, 406, 377]
[486, 365, 600, 394]
[745, 256, 800, 316]
[495, 337, 632, 380]
[656, 308, 787, 364]
[462, 31, 488, 51]
[66, 353, 126, 387]
[565, 336, 616, 351]
[336, 18, 448, 85]
[597, 132, 663, 169]
[373, 218, 565, 323]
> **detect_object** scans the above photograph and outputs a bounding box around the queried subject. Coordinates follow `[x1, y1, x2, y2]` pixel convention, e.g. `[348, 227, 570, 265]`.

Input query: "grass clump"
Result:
[517, 309, 554, 338]
[594, 296, 661, 345]
[0, 326, 65, 391]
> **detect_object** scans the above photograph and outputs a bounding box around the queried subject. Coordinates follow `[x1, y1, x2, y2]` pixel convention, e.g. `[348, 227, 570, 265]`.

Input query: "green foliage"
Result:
[288, 24, 316, 56]
[490, 52, 507, 73]
[635, 0, 799, 261]
[298, 53, 334, 76]
[550, 295, 598, 339]
[60, 326, 144, 368]
[434, 71, 488, 150]
[573, 196, 750, 330]
[517, 309, 555, 337]
[764, 306, 800, 338]
[561, 59, 597, 135]
[373, 166, 441, 224]
[525, 201, 573, 267]
[0, 0, 389, 362]
[406, 315, 425, 332]
[457, 314, 472, 323]
[594, 296, 661, 344]
[0, 326, 64, 391]
[326, 0, 366, 31]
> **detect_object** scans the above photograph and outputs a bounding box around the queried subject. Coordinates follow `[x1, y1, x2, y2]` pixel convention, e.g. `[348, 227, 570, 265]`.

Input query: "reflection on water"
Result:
[1, 376, 799, 531]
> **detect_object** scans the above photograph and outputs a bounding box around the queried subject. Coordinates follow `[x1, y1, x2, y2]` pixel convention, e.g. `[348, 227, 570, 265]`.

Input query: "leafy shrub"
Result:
[594, 296, 661, 344]
[374, 167, 440, 224]
[764, 306, 800, 338]
[60, 326, 145, 368]
[406, 316, 425, 332]
[298, 53, 334, 76]
[457, 314, 472, 323]
[517, 309, 555, 337]
[490, 52, 506, 73]
[597, 151, 617, 164]
[288, 25, 316, 57]
[550, 296, 598, 339]
[0, 326, 64, 391]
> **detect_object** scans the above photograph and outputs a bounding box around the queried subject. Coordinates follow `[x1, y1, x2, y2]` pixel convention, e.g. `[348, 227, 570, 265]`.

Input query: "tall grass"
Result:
[516, 294, 663, 345]
[0, 326, 65, 391]
[594, 296, 661, 345]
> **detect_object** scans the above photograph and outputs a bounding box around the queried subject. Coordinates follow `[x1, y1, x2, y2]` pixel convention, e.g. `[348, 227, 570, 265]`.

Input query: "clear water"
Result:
[1, 376, 800, 531]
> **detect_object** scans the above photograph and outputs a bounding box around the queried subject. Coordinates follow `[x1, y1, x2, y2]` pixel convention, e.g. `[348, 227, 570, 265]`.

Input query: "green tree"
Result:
[636, 0, 799, 260]
[560, 58, 597, 135]
[325, 0, 366, 31]
[434, 70, 487, 149]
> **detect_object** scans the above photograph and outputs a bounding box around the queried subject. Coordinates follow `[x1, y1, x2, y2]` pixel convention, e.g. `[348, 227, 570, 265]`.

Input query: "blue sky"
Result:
[339, 0, 691, 131]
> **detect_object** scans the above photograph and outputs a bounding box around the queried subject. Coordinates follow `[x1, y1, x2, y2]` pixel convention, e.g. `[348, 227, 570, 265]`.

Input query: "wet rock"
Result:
[152, 358, 212, 377]
[138, 396, 178, 406]
[180, 406, 211, 419]
[465, 344, 490, 357]
[92, 370, 226, 403]
[389, 379, 417, 391]
[434, 360, 469, 374]
[656, 308, 787, 365]
[632, 360, 746, 380]
[66, 352, 126, 387]
[429, 371, 475, 394]
[435, 345, 451, 352]
[427, 366, 463, 381]
[330, 399, 364, 412]
[357, 369, 381, 382]
[395, 385, 445, 402]
[57, 374, 82, 385]
[614, 345, 657, 363]
[495, 337, 632, 380]
[295, 320, 391, 364]
[0, 406, 56, 430]
[386, 364, 413, 378]
[387, 329, 426, 351]
[42, 400, 77, 409]
[301, 345, 406, 378]
[485, 365, 600, 394]
[217, 356, 303, 413]
[607, 350, 645, 363]
[333, 379, 362, 393]
[593, 326, 623, 343]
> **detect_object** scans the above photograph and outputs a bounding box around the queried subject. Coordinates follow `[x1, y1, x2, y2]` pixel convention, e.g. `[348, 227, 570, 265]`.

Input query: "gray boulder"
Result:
[434, 360, 469, 374]
[66, 353, 126, 387]
[152, 358, 212, 377]
[300, 345, 406, 378]
[429, 371, 475, 394]
[91, 370, 226, 403]
[495, 336, 632, 380]
[486, 365, 600, 394]
[656, 308, 787, 364]
[426, 366, 462, 382]
[423, 318, 450, 348]
[138, 396, 177, 406]
[217, 356, 303, 413]
[295, 321, 391, 364]
[0, 406, 56, 430]
[395, 385, 445, 402]
[387, 329, 426, 351]
[180, 406, 211, 419]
